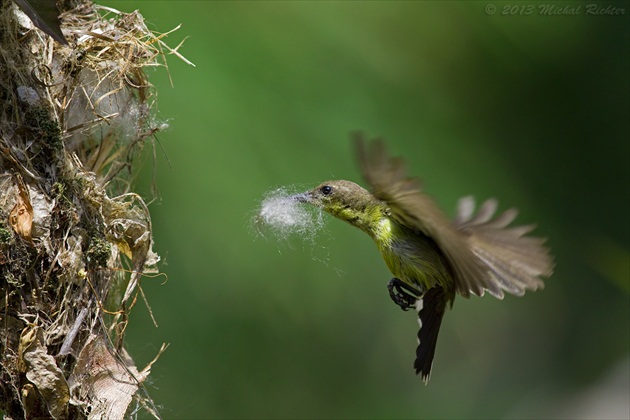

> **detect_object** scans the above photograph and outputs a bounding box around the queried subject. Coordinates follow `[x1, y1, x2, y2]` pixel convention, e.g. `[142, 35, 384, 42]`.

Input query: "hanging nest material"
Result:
[0, 1, 190, 418]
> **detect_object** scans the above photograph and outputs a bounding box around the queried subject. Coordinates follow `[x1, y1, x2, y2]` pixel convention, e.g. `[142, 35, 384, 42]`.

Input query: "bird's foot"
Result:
[387, 278, 421, 311]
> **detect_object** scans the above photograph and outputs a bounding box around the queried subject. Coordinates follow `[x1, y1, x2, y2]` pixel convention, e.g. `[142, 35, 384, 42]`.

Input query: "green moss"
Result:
[52, 180, 73, 206]
[86, 237, 111, 268]
[24, 106, 63, 151]
[0, 227, 11, 244]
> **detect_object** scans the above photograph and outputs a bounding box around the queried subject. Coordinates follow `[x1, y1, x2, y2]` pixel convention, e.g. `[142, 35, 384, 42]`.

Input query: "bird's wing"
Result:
[354, 134, 495, 298]
[453, 196, 554, 297]
[354, 133, 553, 298]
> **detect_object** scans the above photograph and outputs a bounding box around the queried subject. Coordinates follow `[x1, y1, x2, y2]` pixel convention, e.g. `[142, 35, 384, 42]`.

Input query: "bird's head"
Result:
[292, 180, 385, 232]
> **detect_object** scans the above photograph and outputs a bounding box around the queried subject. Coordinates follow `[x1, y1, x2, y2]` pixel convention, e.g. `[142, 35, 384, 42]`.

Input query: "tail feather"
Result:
[454, 197, 554, 298]
[414, 287, 447, 383]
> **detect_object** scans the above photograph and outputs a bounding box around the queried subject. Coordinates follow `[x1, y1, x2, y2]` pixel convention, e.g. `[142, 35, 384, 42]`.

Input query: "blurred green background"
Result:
[100, 1, 628, 418]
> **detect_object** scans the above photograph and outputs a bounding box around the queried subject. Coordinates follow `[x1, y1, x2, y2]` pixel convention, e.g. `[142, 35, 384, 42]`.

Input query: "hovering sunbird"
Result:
[293, 133, 554, 382]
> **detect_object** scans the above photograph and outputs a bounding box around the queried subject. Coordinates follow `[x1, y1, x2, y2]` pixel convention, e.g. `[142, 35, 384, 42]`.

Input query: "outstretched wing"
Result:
[454, 196, 553, 297]
[354, 133, 553, 298]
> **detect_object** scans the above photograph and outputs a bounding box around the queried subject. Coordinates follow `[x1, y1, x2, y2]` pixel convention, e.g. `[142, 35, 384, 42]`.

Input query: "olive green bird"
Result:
[293, 133, 554, 382]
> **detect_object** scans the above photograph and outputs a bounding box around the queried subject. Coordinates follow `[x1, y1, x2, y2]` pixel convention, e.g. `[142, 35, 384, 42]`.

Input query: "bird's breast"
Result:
[373, 219, 453, 292]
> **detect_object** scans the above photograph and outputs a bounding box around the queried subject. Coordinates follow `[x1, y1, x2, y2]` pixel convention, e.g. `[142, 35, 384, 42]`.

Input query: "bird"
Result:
[293, 133, 554, 383]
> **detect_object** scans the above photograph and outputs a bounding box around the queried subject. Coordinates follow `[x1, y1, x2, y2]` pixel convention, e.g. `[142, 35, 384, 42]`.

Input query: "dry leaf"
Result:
[68, 335, 147, 420]
[9, 177, 34, 241]
[19, 325, 70, 419]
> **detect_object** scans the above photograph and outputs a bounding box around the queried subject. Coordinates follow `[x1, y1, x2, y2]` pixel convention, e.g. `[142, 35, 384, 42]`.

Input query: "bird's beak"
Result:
[291, 192, 311, 203]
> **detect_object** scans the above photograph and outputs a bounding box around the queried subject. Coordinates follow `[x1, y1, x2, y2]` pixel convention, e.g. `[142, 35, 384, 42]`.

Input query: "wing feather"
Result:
[354, 133, 554, 298]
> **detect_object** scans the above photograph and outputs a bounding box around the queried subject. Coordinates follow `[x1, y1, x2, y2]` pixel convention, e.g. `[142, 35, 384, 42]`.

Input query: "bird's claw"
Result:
[387, 278, 421, 311]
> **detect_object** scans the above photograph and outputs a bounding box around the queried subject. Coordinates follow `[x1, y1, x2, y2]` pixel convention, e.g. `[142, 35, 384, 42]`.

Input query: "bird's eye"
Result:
[320, 185, 333, 195]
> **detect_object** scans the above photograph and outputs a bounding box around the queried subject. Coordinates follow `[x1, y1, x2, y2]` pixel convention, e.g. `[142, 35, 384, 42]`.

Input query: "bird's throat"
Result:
[327, 203, 392, 242]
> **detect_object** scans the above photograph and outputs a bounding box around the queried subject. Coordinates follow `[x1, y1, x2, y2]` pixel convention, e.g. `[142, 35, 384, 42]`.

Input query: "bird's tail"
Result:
[414, 287, 447, 383]
[454, 197, 554, 299]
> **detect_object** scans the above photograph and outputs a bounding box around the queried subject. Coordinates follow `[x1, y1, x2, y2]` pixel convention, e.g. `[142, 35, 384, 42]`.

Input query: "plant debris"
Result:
[0, 1, 191, 418]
